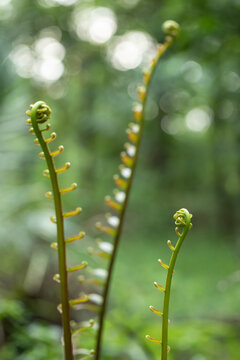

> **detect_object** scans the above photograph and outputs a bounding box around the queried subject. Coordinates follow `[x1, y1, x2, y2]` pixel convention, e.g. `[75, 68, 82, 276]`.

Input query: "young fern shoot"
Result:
[86, 20, 180, 359]
[146, 208, 193, 360]
[26, 101, 93, 360]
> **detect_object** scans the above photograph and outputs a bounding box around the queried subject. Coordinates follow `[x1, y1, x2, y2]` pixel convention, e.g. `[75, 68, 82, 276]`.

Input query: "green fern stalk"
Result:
[93, 20, 180, 360]
[29, 102, 73, 359]
[26, 101, 90, 360]
[146, 208, 192, 359]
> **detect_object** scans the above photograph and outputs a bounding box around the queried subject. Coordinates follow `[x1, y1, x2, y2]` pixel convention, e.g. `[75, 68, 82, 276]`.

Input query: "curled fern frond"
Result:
[162, 20, 180, 38]
[147, 208, 192, 360]
[85, 21, 180, 359]
[26, 101, 89, 360]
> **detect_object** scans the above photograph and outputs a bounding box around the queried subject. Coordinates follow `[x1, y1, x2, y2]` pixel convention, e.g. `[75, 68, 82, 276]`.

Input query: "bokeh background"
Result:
[1, 0, 240, 359]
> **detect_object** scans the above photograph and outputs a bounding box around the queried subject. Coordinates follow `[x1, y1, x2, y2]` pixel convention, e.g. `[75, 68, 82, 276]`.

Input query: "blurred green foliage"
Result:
[0, 299, 62, 359]
[1, 0, 240, 358]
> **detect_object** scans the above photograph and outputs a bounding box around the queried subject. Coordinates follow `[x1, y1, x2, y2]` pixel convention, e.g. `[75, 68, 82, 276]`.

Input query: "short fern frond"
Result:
[147, 208, 192, 360]
[26, 101, 90, 360]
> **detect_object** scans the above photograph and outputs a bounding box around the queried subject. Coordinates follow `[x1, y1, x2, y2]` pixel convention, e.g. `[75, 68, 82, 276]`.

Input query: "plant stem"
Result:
[95, 37, 173, 360]
[31, 102, 73, 360]
[161, 210, 191, 360]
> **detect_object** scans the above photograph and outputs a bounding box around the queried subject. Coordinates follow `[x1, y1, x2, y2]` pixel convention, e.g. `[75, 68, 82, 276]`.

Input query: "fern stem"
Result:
[161, 209, 192, 359]
[30, 102, 73, 360]
[95, 36, 174, 360]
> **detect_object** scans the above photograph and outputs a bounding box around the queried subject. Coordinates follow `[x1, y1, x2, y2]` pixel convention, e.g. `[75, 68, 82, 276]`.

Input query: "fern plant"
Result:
[146, 208, 192, 359]
[26, 102, 94, 360]
[85, 20, 180, 360]
[25, 19, 180, 360]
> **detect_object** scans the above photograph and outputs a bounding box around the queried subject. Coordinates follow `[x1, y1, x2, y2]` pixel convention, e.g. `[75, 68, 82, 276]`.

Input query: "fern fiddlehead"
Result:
[87, 20, 180, 359]
[26, 101, 91, 360]
[146, 208, 192, 359]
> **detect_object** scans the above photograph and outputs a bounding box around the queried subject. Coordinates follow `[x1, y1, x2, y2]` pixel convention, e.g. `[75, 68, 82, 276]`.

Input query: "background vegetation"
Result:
[1, 0, 240, 359]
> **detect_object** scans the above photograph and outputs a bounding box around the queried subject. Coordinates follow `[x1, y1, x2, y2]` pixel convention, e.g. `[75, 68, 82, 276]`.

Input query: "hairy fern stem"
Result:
[95, 21, 179, 360]
[161, 209, 192, 359]
[27, 101, 90, 359]
[29, 102, 74, 360]
[29, 102, 73, 359]
[146, 208, 192, 359]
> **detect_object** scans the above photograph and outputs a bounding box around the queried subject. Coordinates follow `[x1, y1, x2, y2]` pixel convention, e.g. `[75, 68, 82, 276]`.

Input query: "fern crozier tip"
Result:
[162, 20, 180, 38]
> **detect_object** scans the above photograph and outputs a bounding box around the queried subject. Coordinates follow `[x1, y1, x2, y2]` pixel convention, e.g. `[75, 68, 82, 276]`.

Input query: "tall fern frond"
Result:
[146, 208, 192, 359]
[26, 101, 93, 360]
[85, 20, 180, 359]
